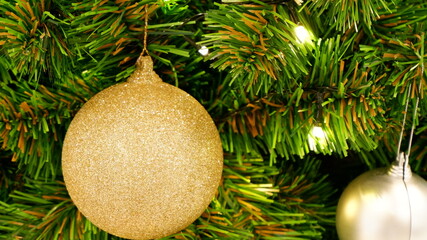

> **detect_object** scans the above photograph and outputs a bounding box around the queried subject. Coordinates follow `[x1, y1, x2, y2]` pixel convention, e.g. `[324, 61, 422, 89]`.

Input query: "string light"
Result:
[308, 126, 329, 152]
[294, 25, 311, 43]
[198, 45, 209, 56]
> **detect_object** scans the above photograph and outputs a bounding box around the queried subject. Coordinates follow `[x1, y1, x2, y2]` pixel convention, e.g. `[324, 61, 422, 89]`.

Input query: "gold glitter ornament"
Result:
[62, 56, 223, 240]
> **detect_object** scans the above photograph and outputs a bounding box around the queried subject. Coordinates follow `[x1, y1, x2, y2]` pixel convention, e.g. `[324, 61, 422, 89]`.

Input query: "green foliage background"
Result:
[0, 0, 426, 239]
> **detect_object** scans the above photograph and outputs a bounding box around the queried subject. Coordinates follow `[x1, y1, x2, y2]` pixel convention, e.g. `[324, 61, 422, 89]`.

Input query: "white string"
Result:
[406, 62, 425, 162]
[396, 83, 412, 163]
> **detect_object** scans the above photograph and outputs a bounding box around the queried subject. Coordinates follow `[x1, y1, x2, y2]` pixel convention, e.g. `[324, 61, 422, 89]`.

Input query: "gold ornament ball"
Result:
[62, 56, 223, 240]
[336, 159, 427, 240]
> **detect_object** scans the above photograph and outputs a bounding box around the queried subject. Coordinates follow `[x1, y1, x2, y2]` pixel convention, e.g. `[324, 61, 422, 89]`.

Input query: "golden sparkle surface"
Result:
[62, 56, 223, 240]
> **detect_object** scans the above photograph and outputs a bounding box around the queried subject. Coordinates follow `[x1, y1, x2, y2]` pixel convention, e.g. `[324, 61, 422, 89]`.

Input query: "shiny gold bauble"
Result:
[62, 56, 223, 240]
[336, 156, 427, 240]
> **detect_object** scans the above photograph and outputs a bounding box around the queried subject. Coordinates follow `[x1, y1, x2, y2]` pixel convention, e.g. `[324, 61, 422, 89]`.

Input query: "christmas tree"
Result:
[1, 0, 426, 239]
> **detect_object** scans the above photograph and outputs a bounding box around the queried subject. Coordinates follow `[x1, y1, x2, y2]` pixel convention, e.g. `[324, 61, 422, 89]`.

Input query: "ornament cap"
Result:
[388, 152, 412, 180]
[127, 55, 162, 84]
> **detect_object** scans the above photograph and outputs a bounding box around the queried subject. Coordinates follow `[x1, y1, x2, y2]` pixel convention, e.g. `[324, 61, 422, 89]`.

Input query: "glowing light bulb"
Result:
[308, 126, 329, 152]
[311, 126, 326, 138]
[198, 45, 209, 56]
[294, 26, 311, 43]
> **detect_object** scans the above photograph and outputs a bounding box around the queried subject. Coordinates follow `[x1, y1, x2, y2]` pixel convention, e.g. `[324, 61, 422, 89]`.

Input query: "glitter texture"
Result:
[62, 56, 223, 240]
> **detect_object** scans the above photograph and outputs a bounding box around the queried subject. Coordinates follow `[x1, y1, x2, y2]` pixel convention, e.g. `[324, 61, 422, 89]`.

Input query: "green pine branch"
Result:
[203, 3, 313, 94]
[164, 155, 336, 239]
[0, 178, 125, 240]
[0, 76, 102, 179]
[0, 0, 74, 82]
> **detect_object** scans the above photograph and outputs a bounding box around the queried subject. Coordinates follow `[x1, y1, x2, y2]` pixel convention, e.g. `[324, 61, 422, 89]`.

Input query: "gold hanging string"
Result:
[142, 4, 149, 56]
[131, 4, 157, 84]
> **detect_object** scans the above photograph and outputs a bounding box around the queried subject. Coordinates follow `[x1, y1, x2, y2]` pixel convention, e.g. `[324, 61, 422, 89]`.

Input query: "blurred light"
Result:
[294, 25, 311, 43]
[312, 126, 326, 138]
[198, 45, 209, 56]
[308, 126, 329, 152]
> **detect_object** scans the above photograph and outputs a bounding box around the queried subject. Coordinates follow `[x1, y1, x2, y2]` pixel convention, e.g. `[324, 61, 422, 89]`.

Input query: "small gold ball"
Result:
[62, 76, 223, 239]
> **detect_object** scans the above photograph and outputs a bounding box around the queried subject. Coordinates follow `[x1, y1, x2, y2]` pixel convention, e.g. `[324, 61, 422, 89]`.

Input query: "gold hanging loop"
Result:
[142, 4, 149, 56]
